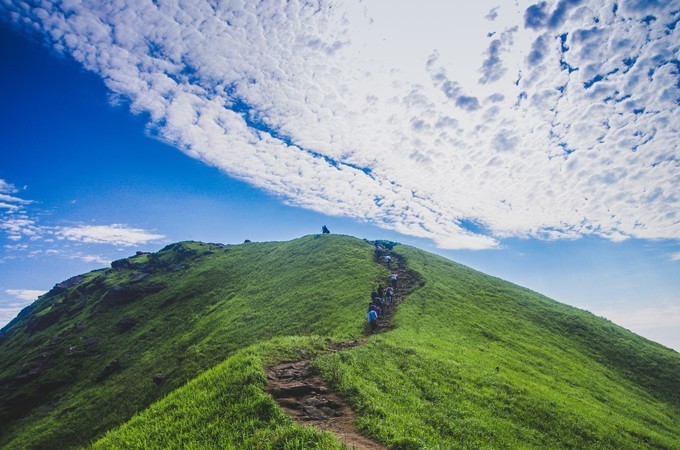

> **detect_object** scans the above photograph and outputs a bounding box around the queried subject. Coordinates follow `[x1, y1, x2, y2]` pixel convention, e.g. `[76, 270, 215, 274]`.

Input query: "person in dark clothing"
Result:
[374, 242, 384, 259]
[322, 225, 330, 234]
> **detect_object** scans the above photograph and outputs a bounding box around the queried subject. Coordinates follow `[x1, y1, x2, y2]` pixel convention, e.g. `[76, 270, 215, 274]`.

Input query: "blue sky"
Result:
[1, 0, 678, 350]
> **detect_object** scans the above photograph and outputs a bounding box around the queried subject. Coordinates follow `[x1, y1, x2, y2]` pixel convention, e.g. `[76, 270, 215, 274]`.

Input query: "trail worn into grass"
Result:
[266, 247, 418, 449]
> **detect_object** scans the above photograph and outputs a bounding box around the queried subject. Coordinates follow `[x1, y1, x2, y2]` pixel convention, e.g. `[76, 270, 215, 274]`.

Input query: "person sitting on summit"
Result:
[322, 225, 330, 234]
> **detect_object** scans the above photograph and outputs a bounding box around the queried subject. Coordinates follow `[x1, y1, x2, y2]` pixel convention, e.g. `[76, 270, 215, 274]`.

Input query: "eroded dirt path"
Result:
[267, 351, 383, 450]
[266, 246, 419, 449]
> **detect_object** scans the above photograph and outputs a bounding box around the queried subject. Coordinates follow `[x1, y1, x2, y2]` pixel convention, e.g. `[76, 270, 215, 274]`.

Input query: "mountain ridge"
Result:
[1, 234, 678, 449]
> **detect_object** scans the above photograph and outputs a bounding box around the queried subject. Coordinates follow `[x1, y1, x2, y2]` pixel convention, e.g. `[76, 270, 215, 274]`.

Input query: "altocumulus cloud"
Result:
[1, 0, 678, 249]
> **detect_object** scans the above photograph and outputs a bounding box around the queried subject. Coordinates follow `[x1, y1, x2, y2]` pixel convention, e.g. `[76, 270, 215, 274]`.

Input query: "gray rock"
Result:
[96, 359, 122, 382]
[129, 273, 149, 283]
[116, 317, 137, 331]
[111, 258, 134, 269]
[302, 405, 326, 420]
[305, 396, 324, 407]
[320, 406, 340, 417]
[55, 275, 85, 290]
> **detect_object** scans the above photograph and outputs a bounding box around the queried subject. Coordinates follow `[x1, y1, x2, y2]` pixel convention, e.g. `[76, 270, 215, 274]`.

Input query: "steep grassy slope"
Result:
[94, 337, 347, 449]
[95, 241, 679, 449]
[3, 236, 679, 449]
[315, 245, 680, 448]
[0, 235, 384, 449]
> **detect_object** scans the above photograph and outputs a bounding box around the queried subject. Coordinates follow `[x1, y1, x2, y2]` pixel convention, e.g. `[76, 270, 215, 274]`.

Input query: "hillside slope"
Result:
[97, 240, 679, 449]
[314, 245, 680, 448]
[2, 235, 679, 449]
[0, 235, 384, 449]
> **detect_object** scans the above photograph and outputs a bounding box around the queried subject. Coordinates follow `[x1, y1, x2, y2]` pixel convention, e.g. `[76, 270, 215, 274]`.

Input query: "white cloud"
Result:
[595, 303, 680, 350]
[0, 305, 28, 328]
[0, 179, 43, 243]
[1, 289, 47, 327]
[1, 1, 678, 249]
[0, 178, 164, 253]
[0, 214, 43, 241]
[0, 180, 17, 194]
[55, 224, 165, 247]
[0, 179, 31, 211]
[70, 253, 111, 265]
[670, 252, 680, 261]
[5, 289, 47, 301]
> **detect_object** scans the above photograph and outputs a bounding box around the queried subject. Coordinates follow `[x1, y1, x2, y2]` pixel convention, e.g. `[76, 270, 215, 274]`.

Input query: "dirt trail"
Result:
[266, 245, 419, 450]
[373, 251, 420, 334]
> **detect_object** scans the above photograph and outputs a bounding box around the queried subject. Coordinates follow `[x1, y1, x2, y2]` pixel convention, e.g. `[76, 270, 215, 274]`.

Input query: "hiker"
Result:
[385, 287, 394, 306]
[374, 242, 384, 258]
[385, 255, 392, 267]
[376, 295, 384, 309]
[371, 289, 379, 301]
[377, 285, 384, 298]
[390, 273, 398, 288]
[322, 225, 330, 234]
[368, 308, 378, 333]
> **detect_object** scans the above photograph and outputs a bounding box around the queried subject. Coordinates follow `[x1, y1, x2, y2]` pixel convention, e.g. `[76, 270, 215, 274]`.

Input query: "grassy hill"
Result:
[1, 235, 679, 449]
[0, 235, 384, 448]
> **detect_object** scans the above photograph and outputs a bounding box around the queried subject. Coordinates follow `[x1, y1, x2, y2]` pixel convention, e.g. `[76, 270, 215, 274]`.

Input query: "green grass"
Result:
[0, 235, 383, 449]
[94, 336, 347, 449]
[1, 235, 679, 449]
[314, 245, 680, 449]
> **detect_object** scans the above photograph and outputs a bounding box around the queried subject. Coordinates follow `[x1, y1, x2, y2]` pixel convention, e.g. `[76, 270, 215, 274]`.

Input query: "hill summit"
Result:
[1, 235, 678, 449]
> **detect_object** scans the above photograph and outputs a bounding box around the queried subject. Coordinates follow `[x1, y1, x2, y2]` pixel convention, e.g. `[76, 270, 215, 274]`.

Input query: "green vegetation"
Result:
[94, 337, 346, 449]
[0, 235, 382, 449]
[1, 235, 679, 449]
[315, 245, 680, 448]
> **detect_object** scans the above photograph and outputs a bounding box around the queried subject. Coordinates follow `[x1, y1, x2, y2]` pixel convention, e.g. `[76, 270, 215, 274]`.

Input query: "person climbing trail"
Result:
[363, 241, 421, 335]
[374, 242, 385, 260]
[385, 286, 394, 306]
[368, 308, 378, 333]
